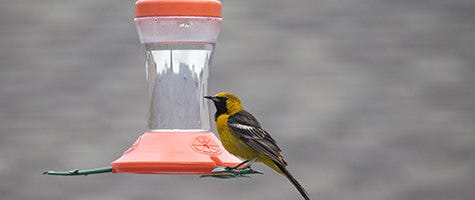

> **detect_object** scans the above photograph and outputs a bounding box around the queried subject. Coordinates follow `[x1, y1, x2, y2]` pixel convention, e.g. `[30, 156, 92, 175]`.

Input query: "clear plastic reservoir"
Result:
[135, 16, 221, 132]
[145, 42, 213, 131]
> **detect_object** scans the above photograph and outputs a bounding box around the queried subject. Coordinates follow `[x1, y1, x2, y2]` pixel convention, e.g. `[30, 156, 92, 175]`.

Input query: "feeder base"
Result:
[111, 131, 242, 174]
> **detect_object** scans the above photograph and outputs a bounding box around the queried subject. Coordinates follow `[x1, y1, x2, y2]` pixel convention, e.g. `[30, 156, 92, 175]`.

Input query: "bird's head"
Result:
[205, 92, 243, 118]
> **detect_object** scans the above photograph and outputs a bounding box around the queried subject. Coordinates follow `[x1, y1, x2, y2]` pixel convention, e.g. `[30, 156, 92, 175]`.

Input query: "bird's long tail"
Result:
[275, 162, 310, 200]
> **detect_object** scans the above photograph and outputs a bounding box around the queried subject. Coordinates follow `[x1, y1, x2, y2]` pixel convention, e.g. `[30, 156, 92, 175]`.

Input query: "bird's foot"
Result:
[201, 166, 263, 179]
[224, 156, 259, 170]
[201, 157, 262, 179]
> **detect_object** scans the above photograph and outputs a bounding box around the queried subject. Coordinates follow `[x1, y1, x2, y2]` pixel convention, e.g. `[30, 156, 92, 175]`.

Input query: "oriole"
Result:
[205, 92, 310, 200]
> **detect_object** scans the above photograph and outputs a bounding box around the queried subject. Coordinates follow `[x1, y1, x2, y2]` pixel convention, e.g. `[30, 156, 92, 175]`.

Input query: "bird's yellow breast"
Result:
[215, 114, 281, 173]
[216, 114, 260, 160]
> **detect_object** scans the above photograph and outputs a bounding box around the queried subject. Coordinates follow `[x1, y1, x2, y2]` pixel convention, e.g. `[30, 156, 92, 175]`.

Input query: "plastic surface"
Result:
[145, 42, 214, 131]
[111, 131, 242, 174]
[135, 17, 221, 44]
[136, 16, 221, 130]
[43, 167, 113, 176]
[135, 0, 221, 17]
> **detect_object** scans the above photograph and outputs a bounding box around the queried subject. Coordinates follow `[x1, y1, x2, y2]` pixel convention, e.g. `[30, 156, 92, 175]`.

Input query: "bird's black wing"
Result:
[227, 110, 287, 166]
[228, 110, 310, 200]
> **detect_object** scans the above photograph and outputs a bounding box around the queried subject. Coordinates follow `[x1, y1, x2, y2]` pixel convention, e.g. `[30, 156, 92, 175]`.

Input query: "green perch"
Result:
[44, 165, 262, 178]
[43, 166, 113, 176]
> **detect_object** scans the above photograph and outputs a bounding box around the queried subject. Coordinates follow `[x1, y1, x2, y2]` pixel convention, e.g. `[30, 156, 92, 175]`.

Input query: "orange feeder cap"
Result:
[135, 0, 222, 17]
[111, 131, 242, 174]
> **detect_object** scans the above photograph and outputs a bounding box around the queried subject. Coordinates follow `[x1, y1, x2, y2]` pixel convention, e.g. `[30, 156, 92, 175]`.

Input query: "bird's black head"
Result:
[204, 95, 227, 120]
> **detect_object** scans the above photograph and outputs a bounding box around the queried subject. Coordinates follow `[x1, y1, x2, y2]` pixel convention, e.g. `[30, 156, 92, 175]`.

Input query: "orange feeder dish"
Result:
[111, 131, 241, 174]
[44, 0, 249, 177]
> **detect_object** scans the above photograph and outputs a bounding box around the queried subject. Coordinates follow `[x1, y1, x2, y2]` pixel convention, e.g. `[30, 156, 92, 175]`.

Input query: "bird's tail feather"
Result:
[275, 162, 310, 200]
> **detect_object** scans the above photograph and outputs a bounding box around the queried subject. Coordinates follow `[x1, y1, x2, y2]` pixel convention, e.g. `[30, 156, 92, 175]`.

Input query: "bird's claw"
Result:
[201, 165, 263, 179]
[201, 157, 262, 179]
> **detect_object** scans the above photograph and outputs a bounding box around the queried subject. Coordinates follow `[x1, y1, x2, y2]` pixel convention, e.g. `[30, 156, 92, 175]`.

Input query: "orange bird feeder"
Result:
[44, 0, 250, 177]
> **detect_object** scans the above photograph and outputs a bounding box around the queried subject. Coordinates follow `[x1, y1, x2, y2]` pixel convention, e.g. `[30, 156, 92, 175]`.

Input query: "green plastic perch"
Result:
[43, 166, 112, 176]
[43, 165, 262, 178]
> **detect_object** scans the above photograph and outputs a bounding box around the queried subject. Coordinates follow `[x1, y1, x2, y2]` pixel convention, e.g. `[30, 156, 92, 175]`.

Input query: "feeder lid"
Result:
[135, 0, 222, 18]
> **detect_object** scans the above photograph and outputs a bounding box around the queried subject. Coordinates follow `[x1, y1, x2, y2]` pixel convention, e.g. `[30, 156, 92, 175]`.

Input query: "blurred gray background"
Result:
[1, 0, 474, 199]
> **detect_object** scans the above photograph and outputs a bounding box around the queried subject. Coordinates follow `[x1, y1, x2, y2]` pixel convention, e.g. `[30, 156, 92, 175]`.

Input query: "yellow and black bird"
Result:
[205, 92, 310, 200]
